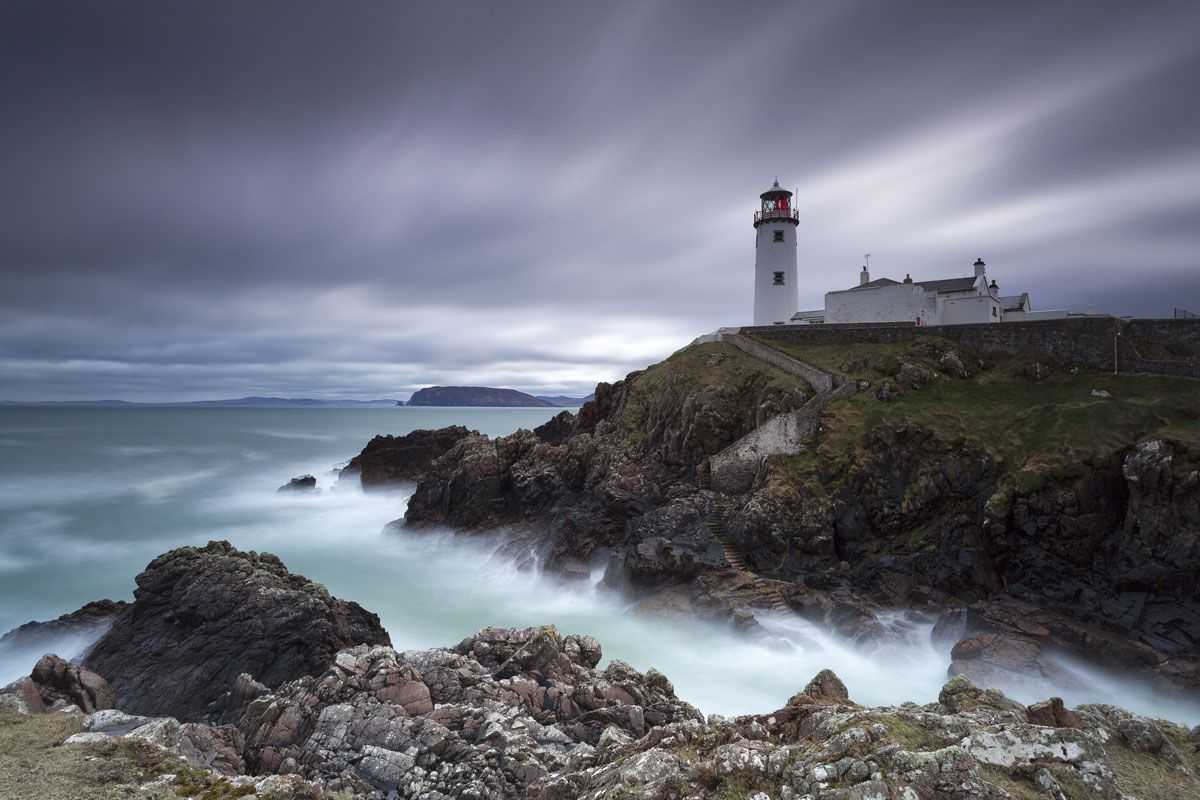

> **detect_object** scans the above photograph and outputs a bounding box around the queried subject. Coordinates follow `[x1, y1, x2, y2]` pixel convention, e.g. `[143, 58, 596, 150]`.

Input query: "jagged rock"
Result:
[30, 653, 114, 713]
[84, 540, 391, 721]
[534, 410, 576, 444]
[525, 670, 1198, 800]
[277, 474, 317, 492]
[237, 626, 701, 798]
[788, 668, 850, 705]
[340, 426, 474, 488]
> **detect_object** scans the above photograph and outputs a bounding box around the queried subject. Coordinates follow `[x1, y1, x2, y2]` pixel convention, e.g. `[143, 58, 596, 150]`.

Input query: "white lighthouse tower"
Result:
[752, 180, 799, 325]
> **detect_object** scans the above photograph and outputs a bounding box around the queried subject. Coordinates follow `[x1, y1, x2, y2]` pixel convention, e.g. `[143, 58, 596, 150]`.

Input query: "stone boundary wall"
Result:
[705, 382, 855, 494]
[740, 317, 1200, 379]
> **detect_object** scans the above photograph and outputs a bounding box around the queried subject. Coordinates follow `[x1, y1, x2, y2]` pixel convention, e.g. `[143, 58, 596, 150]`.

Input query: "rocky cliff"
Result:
[4, 543, 1200, 799]
[392, 337, 1200, 697]
[83, 541, 391, 721]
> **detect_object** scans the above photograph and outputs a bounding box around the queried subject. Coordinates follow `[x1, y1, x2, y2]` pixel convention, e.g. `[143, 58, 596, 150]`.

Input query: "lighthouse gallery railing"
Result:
[753, 208, 799, 224]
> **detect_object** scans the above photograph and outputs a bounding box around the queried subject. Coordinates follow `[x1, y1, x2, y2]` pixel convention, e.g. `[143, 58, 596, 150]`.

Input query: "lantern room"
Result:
[753, 180, 799, 227]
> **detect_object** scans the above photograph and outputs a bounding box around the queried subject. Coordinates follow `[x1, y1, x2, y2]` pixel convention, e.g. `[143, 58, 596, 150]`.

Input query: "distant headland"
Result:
[405, 386, 591, 407]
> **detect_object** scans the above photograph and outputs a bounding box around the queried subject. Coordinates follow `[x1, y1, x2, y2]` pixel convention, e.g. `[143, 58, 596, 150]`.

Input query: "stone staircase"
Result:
[704, 505, 790, 613]
[702, 330, 855, 494]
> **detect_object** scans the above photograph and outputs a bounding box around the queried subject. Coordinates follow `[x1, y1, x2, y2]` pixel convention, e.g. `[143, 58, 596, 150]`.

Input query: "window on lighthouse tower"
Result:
[773, 230, 784, 242]
[773, 272, 785, 285]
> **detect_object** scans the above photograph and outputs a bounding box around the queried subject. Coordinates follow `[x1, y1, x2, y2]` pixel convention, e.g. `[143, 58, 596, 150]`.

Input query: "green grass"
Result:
[758, 335, 1199, 486]
[0, 711, 180, 799]
[619, 341, 812, 448]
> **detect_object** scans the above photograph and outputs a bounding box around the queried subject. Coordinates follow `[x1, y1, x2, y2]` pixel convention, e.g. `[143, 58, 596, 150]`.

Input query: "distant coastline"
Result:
[0, 397, 401, 409]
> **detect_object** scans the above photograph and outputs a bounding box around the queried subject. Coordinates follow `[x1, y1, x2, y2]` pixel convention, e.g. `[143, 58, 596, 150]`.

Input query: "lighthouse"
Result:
[752, 180, 799, 325]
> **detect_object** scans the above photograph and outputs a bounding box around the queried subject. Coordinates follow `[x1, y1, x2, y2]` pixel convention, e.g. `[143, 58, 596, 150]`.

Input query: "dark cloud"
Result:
[2, 1, 1199, 400]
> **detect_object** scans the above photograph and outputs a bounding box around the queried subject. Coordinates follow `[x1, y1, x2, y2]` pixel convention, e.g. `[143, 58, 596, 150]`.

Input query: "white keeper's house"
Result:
[750, 181, 1066, 327]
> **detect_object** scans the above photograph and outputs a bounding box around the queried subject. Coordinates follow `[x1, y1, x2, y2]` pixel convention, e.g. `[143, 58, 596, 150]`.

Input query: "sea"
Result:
[1, 405, 1196, 723]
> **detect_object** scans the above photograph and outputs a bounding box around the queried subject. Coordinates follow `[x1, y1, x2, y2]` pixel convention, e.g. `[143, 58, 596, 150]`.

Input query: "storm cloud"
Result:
[3, 1, 1199, 400]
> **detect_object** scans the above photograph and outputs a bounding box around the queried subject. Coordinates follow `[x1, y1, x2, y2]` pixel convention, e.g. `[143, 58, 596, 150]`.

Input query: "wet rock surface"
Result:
[83, 540, 391, 721]
[340, 426, 474, 488]
[278, 474, 318, 492]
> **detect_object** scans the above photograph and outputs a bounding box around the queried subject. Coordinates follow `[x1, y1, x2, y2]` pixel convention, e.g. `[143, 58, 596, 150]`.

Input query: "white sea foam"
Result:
[2, 407, 1196, 726]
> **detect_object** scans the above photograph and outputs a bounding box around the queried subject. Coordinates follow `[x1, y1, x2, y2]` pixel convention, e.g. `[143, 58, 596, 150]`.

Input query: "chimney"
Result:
[860, 265, 870, 286]
[989, 279, 998, 294]
[974, 257, 986, 278]
[903, 273, 913, 284]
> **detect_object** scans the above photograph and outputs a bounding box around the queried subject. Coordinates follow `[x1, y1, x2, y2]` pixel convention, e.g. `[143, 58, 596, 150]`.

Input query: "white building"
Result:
[752, 181, 799, 325]
[823, 258, 1005, 325]
[745, 182, 1070, 326]
[801, 258, 1070, 325]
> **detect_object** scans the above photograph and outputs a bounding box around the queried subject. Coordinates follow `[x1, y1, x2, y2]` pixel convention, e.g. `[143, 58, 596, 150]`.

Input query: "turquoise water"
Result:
[0, 406, 560, 635]
[0, 406, 1196, 723]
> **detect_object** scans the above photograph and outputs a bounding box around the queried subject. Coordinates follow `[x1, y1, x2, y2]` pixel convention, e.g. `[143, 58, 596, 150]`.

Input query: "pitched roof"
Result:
[914, 276, 978, 294]
[1000, 293, 1030, 311]
[846, 277, 901, 291]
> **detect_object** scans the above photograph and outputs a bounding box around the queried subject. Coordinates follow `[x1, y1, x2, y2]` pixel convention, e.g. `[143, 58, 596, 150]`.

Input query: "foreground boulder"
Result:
[31, 653, 114, 713]
[0, 653, 114, 715]
[237, 625, 701, 798]
[83, 540, 391, 721]
[340, 425, 475, 488]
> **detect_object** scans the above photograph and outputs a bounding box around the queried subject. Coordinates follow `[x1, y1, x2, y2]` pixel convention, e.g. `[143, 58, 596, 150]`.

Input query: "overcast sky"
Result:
[3, 1, 1199, 401]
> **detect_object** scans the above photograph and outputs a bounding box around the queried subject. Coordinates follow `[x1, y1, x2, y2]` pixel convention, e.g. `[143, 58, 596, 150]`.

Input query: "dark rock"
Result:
[407, 386, 554, 407]
[30, 653, 114, 713]
[84, 540, 391, 721]
[0, 598, 128, 652]
[533, 410, 575, 445]
[340, 426, 474, 488]
[1026, 696, 1082, 728]
[277, 474, 317, 492]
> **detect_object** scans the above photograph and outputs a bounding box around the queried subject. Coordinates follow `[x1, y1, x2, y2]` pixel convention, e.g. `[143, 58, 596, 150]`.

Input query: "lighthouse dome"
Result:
[760, 179, 792, 200]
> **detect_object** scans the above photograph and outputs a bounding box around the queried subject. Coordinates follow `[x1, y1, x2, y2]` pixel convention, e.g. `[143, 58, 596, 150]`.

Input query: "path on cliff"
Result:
[704, 495, 790, 615]
[704, 330, 853, 495]
[697, 331, 856, 612]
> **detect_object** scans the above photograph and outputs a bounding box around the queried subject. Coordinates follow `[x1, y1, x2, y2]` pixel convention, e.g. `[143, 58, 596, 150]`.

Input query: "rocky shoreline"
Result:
[3, 541, 1199, 799]
[336, 339, 1199, 702]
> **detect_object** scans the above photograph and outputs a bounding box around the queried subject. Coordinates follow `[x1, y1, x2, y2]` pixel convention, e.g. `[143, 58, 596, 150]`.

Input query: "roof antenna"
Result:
[864, 253, 871, 269]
